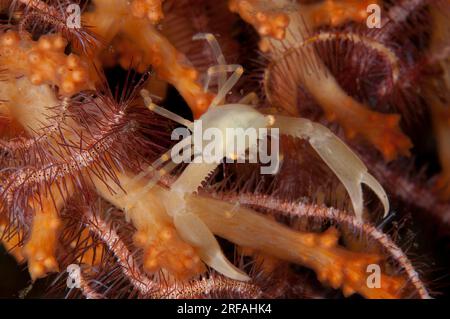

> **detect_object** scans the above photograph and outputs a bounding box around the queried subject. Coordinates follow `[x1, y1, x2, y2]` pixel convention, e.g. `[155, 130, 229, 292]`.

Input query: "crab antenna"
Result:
[126, 136, 192, 185]
[141, 89, 193, 129]
[192, 33, 227, 66]
[193, 33, 227, 90]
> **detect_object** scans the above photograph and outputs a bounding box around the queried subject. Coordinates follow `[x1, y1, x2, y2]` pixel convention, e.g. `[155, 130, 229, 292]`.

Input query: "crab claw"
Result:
[173, 210, 251, 282]
[274, 115, 389, 221]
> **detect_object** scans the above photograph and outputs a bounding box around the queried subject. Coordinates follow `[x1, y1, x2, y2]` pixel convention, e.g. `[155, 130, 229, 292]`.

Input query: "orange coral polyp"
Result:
[0, 31, 94, 96]
[140, 226, 205, 280]
[308, 0, 381, 27]
[229, 0, 290, 40]
[131, 0, 165, 24]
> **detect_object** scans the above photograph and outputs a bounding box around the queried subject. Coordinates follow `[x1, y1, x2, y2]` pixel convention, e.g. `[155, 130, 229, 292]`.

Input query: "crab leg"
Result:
[125, 136, 194, 209]
[171, 161, 221, 196]
[96, 167, 249, 281]
[273, 115, 389, 221]
[208, 65, 244, 108]
[141, 83, 249, 279]
[141, 90, 193, 129]
[95, 168, 406, 298]
[118, 130, 250, 280]
[173, 209, 251, 281]
[238, 92, 259, 105]
[125, 160, 179, 211]
[125, 135, 192, 189]
[167, 161, 252, 280]
[193, 33, 245, 107]
[193, 33, 227, 90]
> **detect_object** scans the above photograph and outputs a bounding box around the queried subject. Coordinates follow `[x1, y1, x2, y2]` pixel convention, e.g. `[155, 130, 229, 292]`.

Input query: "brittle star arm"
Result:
[272, 115, 389, 221]
[0, 218, 25, 263]
[0, 76, 78, 280]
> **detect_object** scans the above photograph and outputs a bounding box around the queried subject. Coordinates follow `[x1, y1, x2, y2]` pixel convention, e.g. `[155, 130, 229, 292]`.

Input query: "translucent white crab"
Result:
[125, 33, 389, 281]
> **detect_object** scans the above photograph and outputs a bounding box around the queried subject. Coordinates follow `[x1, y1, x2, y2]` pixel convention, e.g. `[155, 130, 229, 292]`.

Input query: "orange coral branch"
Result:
[83, 0, 213, 117]
[121, 19, 214, 117]
[308, 78, 412, 161]
[230, 193, 430, 298]
[189, 194, 406, 299]
[23, 192, 62, 280]
[0, 77, 75, 280]
[265, 46, 411, 160]
[307, 0, 381, 27]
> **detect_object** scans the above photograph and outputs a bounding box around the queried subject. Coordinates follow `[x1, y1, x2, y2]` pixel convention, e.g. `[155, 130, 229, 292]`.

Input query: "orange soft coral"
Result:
[307, 0, 381, 27]
[23, 200, 61, 280]
[84, 0, 214, 117]
[0, 0, 435, 300]
[232, 0, 411, 161]
[229, 0, 290, 40]
[139, 226, 205, 281]
[94, 169, 414, 299]
[130, 0, 165, 24]
[0, 31, 94, 96]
